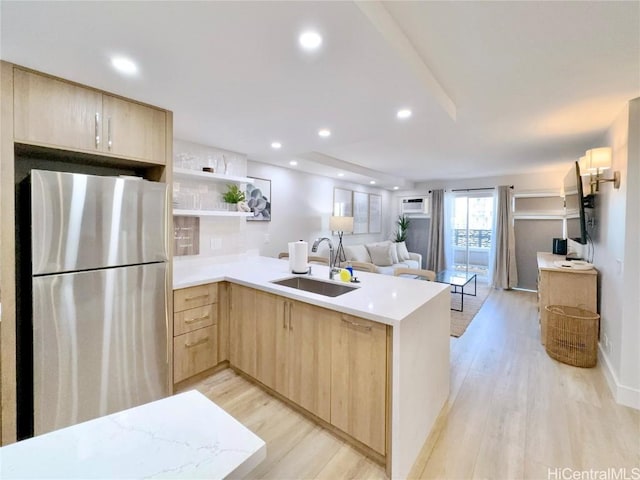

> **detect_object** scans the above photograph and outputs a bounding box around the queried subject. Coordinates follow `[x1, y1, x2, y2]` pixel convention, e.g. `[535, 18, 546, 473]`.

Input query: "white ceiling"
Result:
[1, 1, 638, 190]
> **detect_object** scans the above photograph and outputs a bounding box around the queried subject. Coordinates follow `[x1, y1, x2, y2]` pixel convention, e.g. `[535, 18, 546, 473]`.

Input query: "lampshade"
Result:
[585, 147, 612, 172]
[330, 215, 354, 233]
[578, 155, 589, 176]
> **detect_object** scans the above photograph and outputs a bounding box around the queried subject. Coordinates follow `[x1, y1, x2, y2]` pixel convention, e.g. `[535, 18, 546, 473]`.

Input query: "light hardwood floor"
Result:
[181, 288, 640, 479]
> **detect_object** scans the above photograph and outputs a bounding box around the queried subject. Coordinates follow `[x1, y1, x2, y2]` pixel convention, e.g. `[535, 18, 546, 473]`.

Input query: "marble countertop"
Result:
[173, 255, 449, 327]
[0, 390, 266, 479]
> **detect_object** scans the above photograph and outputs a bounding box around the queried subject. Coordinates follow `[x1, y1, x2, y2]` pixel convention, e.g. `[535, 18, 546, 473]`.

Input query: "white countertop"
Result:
[174, 255, 449, 326]
[537, 252, 597, 274]
[0, 390, 266, 479]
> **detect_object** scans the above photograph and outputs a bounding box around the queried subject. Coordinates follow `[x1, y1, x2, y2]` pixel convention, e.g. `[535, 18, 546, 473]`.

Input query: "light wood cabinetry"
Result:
[331, 314, 388, 455]
[228, 283, 387, 452]
[102, 94, 166, 162]
[13, 68, 166, 164]
[173, 284, 219, 383]
[537, 252, 597, 345]
[286, 301, 332, 422]
[229, 284, 258, 378]
[13, 68, 102, 152]
[173, 325, 218, 383]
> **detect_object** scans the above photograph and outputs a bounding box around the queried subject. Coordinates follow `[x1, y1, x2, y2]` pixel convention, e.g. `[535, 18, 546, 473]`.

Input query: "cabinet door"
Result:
[173, 325, 217, 383]
[229, 284, 257, 377]
[102, 94, 166, 164]
[287, 302, 332, 422]
[331, 314, 387, 455]
[14, 69, 102, 152]
[254, 291, 287, 391]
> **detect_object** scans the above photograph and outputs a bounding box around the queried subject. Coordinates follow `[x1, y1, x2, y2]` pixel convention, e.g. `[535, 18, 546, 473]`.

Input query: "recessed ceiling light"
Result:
[337, 172, 344, 177]
[393, 186, 399, 190]
[271, 142, 282, 149]
[289, 160, 298, 166]
[318, 129, 331, 137]
[299, 31, 322, 50]
[370, 180, 376, 185]
[397, 109, 412, 119]
[111, 56, 138, 75]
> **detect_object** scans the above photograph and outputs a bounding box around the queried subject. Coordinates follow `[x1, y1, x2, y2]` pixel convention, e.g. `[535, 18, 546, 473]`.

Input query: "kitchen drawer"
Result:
[174, 283, 218, 312]
[173, 325, 217, 383]
[174, 304, 217, 336]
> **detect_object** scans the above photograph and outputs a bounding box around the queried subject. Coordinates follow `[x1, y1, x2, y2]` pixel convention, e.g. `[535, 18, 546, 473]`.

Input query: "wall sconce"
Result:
[579, 147, 621, 193]
[330, 215, 354, 264]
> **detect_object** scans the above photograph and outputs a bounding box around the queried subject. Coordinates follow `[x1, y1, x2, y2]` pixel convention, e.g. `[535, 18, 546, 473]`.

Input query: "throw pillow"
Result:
[344, 244, 371, 263]
[366, 243, 393, 266]
[396, 241, 411, 261]
[389, 242, 399, 264]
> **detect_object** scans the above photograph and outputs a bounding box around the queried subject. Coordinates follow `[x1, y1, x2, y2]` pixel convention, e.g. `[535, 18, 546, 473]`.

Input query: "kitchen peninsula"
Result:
[174, 255, 451, 479]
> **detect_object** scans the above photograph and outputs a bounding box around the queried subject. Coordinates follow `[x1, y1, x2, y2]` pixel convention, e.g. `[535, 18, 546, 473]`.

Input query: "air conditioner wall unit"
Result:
[401, 197, 430, 215]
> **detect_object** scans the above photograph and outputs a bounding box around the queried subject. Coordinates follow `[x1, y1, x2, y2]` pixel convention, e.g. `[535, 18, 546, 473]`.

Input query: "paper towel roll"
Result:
[288, 241, 309, 274]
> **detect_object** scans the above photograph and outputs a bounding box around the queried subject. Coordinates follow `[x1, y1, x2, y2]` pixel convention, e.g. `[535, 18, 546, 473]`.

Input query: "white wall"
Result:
[391, 169, 567, 219]
[596, 99, 640, 408]
[246, 161, 393, 257]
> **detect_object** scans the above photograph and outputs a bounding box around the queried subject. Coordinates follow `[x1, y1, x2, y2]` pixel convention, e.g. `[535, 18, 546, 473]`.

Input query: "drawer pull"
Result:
[184, 314, 209, 324]
[185, 293, 210, 301]
[341, 318, 372, 331]
[185, 337, 209, 348]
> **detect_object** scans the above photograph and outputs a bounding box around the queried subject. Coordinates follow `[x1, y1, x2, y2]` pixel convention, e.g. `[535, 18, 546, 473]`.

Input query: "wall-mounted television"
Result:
[563, 161, 589, 245]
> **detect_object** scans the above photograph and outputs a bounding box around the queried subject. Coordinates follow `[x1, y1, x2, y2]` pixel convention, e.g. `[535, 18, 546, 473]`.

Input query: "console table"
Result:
[537, 252, 598, 345]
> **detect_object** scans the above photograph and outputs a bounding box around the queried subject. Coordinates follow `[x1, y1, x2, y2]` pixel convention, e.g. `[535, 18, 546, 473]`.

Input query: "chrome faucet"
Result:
[312, 237, 341, 279]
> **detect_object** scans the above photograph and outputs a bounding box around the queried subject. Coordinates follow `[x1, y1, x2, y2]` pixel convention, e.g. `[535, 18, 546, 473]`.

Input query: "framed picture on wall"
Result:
[369, 194, 382, 233]
[353, 191, 369, 234]
[333, 188, 353, 216]
[246, 177, 271, 221]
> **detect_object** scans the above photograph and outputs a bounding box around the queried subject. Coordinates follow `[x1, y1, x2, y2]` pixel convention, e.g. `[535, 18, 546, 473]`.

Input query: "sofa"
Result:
[340, 240, 422, 275]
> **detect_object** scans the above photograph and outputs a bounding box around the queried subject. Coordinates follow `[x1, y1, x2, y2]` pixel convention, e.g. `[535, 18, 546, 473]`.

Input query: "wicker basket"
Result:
[544, 305, 599, 367]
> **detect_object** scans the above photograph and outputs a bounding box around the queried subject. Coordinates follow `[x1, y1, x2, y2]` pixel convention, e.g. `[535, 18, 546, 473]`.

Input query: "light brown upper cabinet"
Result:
[13, 68, 166, 165]
[13, 69, 102, 152]
[102, 94, 166, 163]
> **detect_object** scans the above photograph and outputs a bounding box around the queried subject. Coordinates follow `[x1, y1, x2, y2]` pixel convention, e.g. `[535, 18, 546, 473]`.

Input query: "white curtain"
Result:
[490, 185, 518, 289]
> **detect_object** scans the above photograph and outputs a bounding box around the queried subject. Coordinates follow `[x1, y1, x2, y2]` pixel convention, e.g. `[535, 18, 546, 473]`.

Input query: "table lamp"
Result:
[330, 215, 354, 266]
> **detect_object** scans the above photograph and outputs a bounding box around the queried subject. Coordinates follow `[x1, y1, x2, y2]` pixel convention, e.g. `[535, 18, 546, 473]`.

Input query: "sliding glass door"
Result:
[451, 193, 494, 278]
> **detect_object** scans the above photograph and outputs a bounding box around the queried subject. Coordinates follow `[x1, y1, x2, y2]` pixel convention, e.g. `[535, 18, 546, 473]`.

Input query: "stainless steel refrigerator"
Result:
[29, 169, 169, 436]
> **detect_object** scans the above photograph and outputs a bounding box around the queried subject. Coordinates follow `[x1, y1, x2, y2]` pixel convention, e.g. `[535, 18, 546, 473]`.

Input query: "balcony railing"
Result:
[453, 228, 492, 248]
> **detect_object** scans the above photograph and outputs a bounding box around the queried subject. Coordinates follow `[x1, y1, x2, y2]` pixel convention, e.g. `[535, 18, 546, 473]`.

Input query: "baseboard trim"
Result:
[598, 343, 640, 410]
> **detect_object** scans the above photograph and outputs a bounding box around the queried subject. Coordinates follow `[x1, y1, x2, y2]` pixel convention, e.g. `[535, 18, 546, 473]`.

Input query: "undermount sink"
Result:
[270, 276, 358, 297]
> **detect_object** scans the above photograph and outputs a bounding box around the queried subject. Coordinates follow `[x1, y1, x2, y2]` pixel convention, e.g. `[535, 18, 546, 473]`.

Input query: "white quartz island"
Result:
[0, 391, 266, 479]
[174, 256, 451, 479]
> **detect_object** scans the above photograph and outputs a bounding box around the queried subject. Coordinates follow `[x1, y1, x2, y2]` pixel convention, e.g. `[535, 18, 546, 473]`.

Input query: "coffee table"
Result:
[435, 270, 477, 312]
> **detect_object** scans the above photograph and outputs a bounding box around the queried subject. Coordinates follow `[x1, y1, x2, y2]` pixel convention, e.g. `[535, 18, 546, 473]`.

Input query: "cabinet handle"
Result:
[289, 303, 293, 331]
[107, 117, 112, 151]
[185, 314, 209, 324]
[185, 337, 209, 348]
[283, 302, 288, 329]
[95, 112, 100, 148]
[341, 317, 372, 331]
[185, 293, 209, 301]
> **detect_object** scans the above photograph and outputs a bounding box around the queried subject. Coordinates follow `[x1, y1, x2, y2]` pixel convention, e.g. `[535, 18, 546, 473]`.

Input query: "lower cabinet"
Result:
[331, 314, 387, 455]
[173, 325, 218, 383]
[229, 284, 388, 454]
[173, 283, 219, 383]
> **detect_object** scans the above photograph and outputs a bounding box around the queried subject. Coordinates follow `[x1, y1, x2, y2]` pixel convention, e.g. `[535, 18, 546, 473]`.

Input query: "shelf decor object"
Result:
[330, 215, 354, 264]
